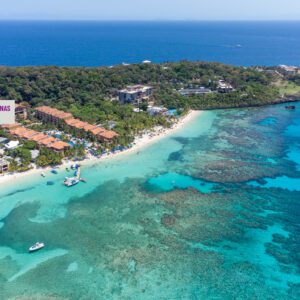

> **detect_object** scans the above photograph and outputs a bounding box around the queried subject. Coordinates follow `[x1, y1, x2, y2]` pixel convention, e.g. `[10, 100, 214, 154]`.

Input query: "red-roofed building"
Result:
[50, 141, 70, 152]
[96, 130, 119, 143]
[35, 106, 118, 144]
[38, 136, 57, 147]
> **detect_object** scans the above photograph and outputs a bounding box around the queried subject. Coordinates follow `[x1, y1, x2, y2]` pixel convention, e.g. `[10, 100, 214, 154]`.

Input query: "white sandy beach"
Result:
[0, 110, 202, 185]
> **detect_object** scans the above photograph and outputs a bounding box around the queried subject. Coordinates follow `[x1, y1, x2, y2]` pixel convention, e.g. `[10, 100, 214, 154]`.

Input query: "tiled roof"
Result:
[22, 130, 39, 139]
[38, 136, 57, 146]
[71, 120, 87, 129]
[35, 106, 73, 120]
[97, 130, 119, 140]
[65, 118, 79, 126]
[82, 123, 97, 132]
[9, 127, 28, 136]
[31, 133, 48, 142]
[35, 106, 118, 141]
[50, 141, 70, 150]
[1, 123, 21, 130]
[90, 127, 106, 135]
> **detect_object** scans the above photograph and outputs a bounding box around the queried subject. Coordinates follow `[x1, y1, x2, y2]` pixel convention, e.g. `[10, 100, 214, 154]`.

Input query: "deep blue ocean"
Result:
[0, 21, 300, 67]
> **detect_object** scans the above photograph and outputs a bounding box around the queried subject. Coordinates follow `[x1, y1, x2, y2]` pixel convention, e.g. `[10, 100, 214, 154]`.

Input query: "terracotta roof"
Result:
[9, 127, 28, 136]
[35, 106, 73, 120]
[1, 123, 21, 130]
[31, 133, 48, 142]
[90, 127, 106, 135]
[50, 141, 70, 151]
[71, 120, 88, 129]
[65, 118, 79, 126]
[38, 136, 57, 146]
[97, 130, 119, 140]
[82, 123, 97, 132]
[22, 130, 39, 139]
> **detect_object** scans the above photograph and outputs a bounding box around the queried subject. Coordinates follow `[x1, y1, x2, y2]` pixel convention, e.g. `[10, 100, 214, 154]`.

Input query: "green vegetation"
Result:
[36, 148, 62, 167]
[7, 147, 32, 172]
[0, 61, 298, 128]
[1, 61, 299, 172]
[274, 79, 300, 96]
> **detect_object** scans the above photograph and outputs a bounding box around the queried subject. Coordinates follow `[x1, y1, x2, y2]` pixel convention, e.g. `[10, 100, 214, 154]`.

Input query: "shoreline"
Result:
[0, 110, 201, 185]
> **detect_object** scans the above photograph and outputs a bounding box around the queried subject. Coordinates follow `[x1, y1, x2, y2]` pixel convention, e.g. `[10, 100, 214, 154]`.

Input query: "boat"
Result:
[41, 172, 46, 177]
[51, 169, 58, 174]
[29, 242, 45, 253]
[285, 105, 296, 110]
[64, 177, 80, 187]
[80, 178, 87, 183]
[64, 166, 81, 187]
[66, 167, 70, 172]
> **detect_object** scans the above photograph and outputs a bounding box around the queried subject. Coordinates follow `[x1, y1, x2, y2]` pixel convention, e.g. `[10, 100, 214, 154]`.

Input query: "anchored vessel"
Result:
[64, 177, 80, 187]
[29, 242, 45, 253]
[64, 165, 81, 187]
[285, 105, 296, 110]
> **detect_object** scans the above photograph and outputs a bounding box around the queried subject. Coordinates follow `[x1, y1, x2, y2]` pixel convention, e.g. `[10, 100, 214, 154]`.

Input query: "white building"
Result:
[119, 85, 153, 104]
[278, 65, 299, 75]
[217, 80, 234, 93]
[147, 106, 168, 116]
[5, 140, 19, 150]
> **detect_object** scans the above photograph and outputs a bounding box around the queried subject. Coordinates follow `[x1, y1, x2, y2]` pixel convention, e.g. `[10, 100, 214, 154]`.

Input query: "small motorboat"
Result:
[80, 178, 87, 183]
[29, 242, 45, 253]
[285, 105, 296, 110]
[41, 172, 46, 177]
[64, 177, 80, 187]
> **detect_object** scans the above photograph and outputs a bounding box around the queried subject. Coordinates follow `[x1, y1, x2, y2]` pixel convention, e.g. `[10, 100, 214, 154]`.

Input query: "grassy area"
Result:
[273, 80, 300, 96]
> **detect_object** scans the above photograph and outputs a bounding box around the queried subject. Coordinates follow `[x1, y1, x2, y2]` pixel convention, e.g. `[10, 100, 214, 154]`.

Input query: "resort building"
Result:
[147, 106, 168, 116]
[5, 140, 19, 150]
[118, 85, 153, 104]
[179, 87, 212, 96]
[217, 80, 234, 93]
[1, 124, 70, 153]
[35, 106, 73, 125]
[0, 159, 9, 173]
[278, 65, 299, 76]
[35, 106, 118, 143]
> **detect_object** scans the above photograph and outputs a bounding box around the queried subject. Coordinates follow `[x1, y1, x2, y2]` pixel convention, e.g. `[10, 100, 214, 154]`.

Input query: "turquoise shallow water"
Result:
[145, 172, 217, 193]
[0, 104, 300, 299]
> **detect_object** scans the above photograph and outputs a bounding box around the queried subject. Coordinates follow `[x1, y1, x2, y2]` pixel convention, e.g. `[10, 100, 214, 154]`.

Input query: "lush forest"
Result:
[0, 61, 299, 125]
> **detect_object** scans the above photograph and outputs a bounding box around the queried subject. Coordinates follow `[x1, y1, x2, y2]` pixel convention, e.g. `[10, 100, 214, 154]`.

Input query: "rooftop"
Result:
[38, 136, 57, 146]
[90, 127, 106, 135]
[1, 123, 21, 130]
[97, 130, 119, 140]
[120, 85, 152, 94]
[9, 127, 28, 136]
[35, 106, 73, 120]
[50, 141, 70, 151]
[22, 129, 39, 139]
[31, 133, 48, 142]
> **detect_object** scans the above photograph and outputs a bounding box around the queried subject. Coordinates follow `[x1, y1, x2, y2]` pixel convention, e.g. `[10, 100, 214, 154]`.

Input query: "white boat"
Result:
[64, 177, 80, 187]
[29, 242, 45, 252]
